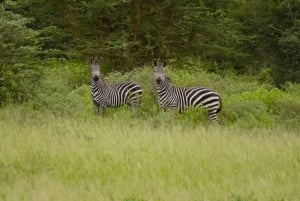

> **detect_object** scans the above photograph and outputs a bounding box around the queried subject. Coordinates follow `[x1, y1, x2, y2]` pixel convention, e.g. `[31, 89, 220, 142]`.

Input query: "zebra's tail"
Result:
[216, 95, 222, 113]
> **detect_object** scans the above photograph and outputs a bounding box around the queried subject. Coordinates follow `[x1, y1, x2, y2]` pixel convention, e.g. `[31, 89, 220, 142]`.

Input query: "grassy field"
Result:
[0, 116, 299, 201]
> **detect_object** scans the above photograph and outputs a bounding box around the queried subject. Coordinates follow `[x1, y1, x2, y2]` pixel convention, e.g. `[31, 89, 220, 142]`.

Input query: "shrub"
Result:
[2, 61, 300, 131]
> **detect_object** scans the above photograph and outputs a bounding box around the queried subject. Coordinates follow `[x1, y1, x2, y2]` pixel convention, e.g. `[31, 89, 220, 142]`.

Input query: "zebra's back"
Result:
[185, 87, 221, 110]
[106, 82, 143, 107]
[171, 86, 221, 114]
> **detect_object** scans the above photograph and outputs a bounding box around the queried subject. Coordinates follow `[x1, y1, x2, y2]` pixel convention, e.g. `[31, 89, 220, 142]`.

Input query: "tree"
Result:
[0, 3, 40, 105]
[4, 0, 299, 85]
[232, 0, 300, 85]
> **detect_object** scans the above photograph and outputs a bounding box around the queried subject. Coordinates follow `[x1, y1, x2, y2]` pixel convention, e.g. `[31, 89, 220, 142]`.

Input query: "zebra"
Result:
[90, 57, 143, 117]
[153, 59, 222, 123]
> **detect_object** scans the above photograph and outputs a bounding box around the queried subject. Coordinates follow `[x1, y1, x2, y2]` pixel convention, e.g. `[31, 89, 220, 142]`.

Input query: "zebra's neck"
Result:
[92, 76, 106, 89]
[156, 80, 173, 95]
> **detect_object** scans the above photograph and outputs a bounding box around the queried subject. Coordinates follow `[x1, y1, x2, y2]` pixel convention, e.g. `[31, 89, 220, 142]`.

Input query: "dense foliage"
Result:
[0, 0, 299, 105]
[0, 4, 41, 104]
[0, 61, 298, 131]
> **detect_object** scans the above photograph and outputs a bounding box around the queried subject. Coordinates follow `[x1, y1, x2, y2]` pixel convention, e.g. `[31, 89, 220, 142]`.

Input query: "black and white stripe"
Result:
[90, 57, 143, 116]
[153, 59, 222, 123]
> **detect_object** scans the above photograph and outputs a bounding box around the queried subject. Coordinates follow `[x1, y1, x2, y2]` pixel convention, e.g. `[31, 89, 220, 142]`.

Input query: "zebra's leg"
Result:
[129, 99, 140, 116]
[208, 109, 220, 124]
[178, 106, 184, 114]
[161, 106, 167, 112]
[93, 101, 100, 116]
[171, 104, 181, 113]
[208, 109, 221, 125]
[130, 105, 139, 117]
[101, 105, 107, 117]
[127, 92, 142, 116]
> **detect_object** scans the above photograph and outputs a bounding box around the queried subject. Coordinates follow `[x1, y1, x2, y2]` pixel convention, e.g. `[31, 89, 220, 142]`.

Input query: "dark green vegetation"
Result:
[0, 0, 300, 105]
[0, 61, 299, 131]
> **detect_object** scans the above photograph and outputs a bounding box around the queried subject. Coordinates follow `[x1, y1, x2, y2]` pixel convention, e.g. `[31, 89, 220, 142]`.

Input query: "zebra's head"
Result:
[90, 57, 102, 82]
[153, 59, 167, 85]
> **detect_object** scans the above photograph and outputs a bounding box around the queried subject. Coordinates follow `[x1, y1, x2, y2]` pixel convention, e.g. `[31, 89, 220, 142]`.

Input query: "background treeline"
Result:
[0, 0, 299, 105]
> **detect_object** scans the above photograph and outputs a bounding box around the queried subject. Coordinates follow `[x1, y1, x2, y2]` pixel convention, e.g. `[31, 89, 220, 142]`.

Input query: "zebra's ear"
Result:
[89, 57, 94, 65]
[95, 57, 102, 66]
[163, 60, 167, 67]
[152, 59, 158, 67]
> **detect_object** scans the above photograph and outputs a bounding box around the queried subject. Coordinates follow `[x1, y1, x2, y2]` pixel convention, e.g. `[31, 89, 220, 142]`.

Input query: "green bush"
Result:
[0, 6, 40, 105]
[2, 61, 299, 131]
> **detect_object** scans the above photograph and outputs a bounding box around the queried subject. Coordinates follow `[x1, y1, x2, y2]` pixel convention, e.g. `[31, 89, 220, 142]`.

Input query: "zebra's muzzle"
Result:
[155, 78, 162, 85]
[93, 75, 100, 81]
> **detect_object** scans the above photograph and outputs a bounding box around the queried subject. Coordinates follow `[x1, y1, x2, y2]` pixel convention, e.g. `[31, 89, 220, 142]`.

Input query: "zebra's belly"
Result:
[108, 102, 124, 107]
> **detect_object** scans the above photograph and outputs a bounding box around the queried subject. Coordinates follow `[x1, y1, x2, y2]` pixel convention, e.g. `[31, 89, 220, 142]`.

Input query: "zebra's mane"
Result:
[99, 74, 105, 82]
[95, 74, 107, 87]
[166, 76, 172, 83]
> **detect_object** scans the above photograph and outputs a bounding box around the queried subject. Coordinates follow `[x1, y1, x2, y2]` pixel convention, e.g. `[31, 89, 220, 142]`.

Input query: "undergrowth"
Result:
[1, 61, 298, 131]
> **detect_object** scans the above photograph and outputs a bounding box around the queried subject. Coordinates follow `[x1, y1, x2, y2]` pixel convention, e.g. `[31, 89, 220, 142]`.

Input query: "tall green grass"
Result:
[0, 116, 299, 201]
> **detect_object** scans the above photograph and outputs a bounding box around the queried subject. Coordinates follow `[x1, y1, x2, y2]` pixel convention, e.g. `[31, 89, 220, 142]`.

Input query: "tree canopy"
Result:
[0, 0, 299, 105]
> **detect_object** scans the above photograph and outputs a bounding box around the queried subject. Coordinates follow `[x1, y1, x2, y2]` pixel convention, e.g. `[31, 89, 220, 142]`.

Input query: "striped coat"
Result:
[90, 58, 143, 116]
[153, 60, 222, 123]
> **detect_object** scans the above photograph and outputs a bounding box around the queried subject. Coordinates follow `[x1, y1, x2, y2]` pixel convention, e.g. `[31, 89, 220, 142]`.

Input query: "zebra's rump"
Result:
[107, 82, 143, 107]
[184, 87, 221, 112]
